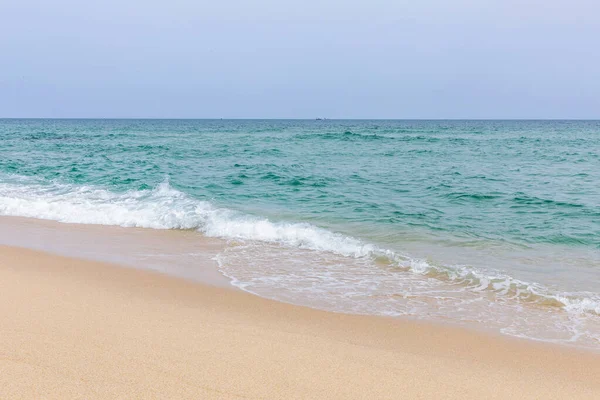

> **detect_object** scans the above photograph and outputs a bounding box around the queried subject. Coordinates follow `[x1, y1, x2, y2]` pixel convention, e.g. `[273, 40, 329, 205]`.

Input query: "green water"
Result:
[2, 119, 599, 246]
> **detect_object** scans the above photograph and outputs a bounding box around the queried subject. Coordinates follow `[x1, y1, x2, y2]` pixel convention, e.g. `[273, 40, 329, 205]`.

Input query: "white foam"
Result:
[1, 177, 599, 325]
[204, 215, 376, 257]
[0, 179, 209, 229]
[215, 243, 600, 349]
[0, 177, 375, 256]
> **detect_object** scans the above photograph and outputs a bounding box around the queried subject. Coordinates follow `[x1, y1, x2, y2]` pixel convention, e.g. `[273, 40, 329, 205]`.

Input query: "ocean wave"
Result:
[512, 194, 585, 208]
[0, 177, 598, 319]
[0, 178, 375, 256]
[0, 178, 209, 229]
[294, 131, 387, 141]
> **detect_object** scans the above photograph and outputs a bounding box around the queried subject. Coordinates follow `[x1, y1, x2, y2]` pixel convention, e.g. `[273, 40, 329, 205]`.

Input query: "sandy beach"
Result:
[0, 245, 599, 399]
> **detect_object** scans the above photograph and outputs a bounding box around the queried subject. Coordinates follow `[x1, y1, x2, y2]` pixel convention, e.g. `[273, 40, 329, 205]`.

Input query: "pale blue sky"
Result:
[1, 0, 598, 118]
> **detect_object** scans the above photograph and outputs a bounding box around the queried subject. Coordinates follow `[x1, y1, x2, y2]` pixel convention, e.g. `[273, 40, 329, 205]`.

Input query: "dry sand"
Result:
[1, 245, 599, 399]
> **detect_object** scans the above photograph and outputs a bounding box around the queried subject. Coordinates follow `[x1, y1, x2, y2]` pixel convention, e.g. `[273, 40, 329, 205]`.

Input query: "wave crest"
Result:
[0, 179, 209, 229]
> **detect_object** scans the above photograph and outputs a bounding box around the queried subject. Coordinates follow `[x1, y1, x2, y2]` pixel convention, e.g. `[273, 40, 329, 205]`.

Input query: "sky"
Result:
[0, 0, 598, 119]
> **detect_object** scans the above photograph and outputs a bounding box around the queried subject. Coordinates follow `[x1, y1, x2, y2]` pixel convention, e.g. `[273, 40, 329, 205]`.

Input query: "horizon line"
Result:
[1, 117, 600, 121]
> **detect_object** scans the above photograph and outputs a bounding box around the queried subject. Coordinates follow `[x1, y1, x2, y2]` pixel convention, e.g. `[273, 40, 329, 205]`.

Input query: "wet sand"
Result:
[0, 215, 230, 285]
[1, 245, 599, 399]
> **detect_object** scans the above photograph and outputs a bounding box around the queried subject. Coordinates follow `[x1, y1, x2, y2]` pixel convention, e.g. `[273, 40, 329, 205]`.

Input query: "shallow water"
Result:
[1, 119, 599, 348]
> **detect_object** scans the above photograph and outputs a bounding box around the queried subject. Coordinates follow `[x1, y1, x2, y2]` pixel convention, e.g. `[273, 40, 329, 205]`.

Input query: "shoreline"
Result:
[1, 245, 599, 398]
[0, 215, 231, 287]
[1, 214, 599, 352]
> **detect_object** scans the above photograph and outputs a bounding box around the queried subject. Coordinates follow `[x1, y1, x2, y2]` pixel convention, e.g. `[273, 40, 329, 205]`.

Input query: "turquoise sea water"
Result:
[1, 119, 599, 348]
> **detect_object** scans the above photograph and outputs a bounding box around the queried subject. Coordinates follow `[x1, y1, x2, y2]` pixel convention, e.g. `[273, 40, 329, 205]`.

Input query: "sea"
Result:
[1, 119, 599, 349]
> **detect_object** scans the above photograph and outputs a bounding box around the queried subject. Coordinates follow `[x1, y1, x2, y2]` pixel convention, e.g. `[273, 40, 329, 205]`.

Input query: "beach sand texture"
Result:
[1, 245, 599, 399]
